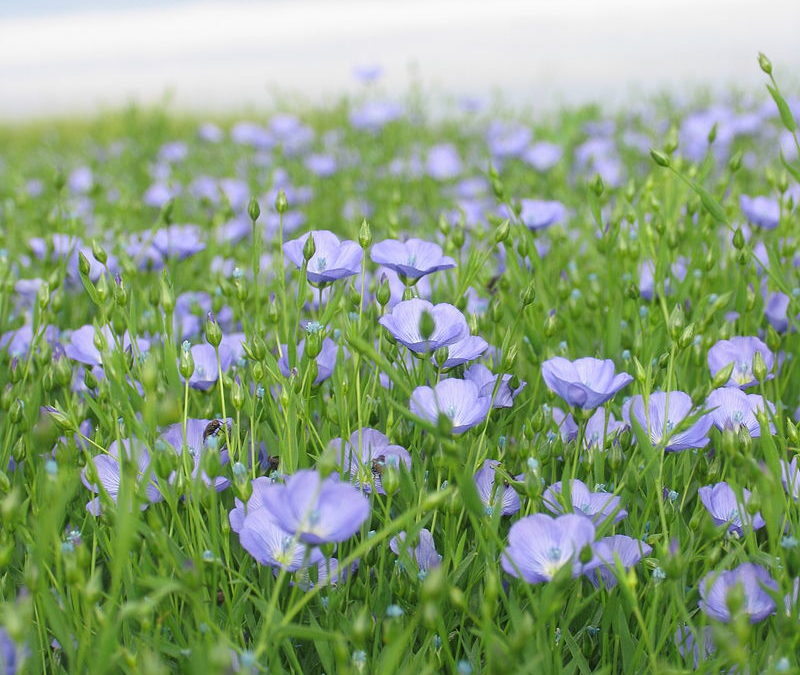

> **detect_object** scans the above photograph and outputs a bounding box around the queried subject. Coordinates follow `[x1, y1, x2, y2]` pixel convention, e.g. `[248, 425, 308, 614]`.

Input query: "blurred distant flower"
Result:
[740, 194, 780, 230]
[370, 238, 456, 281]
[259, 469, 370, 545]
[674, 625, 716, 669]
[501, 513, 595, 583]
[587, 535, 652, 589]
[518, 199, 567, 230]
[410, 379, 491, 433]
[65, 324, 149, 368]
[159, 418, 232, 491]
[622, 391, 712, 451]
[764, 291, 792, 333]
[0, 627, 23, 674]
[329, 428, 411, 495]
[522, 142, 562, 171]
[698, 563, 777, 623]
[350, 101, 402, 131]
[390, 529, 442, 575]
[551, 406, 578, 442]
[305, 154, 338, 177]
[426, 144, 462, 180]
[183, 343, 234, 391]
[463, 364, 525, 408]
[541, 357, 632, 409]
[707, 336, 774, 388]
[198, 122, 223, 143]
[474, 460, 522, 516]
[278, 338, 339, 385]
[698, 482, 765, 535]
[543, 479, 627, 525]
[81, 438, 162, 515]
[352, 64, 383, 83]
[780, 457, 800, 500]
[239, 508, 323, 571]
[583, 407, 628, 449]
[283, 230, 362, 285]
[434, 335, 489, 368]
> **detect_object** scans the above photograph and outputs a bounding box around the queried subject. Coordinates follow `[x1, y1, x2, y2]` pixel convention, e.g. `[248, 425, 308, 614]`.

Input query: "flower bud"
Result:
[752, 351, 768, 383]
[758, 52, 773, 75]
[358, 219, 372, 249]
[205, 313, 222, 347]
[678, 323, 695, 350]
[91, 239, 108, 265]
[305, 331, 323, 359]
[9, 399, 25, 425]
[160, 276, 175, 313]
[303, 234, 316, 262]
[732, 227, 745, 250]
[381, 465, 400, 496]
[275, 190, 288, 214]
[78, 251, 91, 277]
[494, 219, 510, 244]
[543, 312, 558, 337]
[247, 197, 260, 222]
[36, 280, 51, 310]
[650, 149, 671, 168]
[179, 342, 195, 378]
[419, 310, 436, 341]
[668, 305, 685, 340]
[705, 122, 718, 145]
[376, 275, 391, 307]
[590, 174, 604, 196]
[728, 151, 743, 173]
[231, 377, 244, 410]
[521, 282, 536, 307]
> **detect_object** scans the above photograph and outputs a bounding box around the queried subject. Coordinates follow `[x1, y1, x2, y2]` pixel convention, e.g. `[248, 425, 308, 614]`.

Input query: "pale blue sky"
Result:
[1, 0, 798, 119]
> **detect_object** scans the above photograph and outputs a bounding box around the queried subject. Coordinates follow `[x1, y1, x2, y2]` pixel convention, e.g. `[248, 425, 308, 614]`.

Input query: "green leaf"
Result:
[767, 83, 798, 132]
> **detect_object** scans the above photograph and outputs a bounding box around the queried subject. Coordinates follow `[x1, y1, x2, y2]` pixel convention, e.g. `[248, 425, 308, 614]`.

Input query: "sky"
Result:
[0, 0, 798, 119]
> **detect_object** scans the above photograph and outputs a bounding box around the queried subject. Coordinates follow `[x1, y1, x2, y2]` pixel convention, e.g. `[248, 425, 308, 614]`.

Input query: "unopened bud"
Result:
[358, 220, 372, 249]
[494, 219, 510, 244]
[758, 52, 773, 75]
[521, 282, 536, 307]
[205, 313, 222, 347]
[275, 190, 288, 214]
[650, 149, 671, 168]
[419, 310, 436, 341]
[303, 234, 316, 262]
[179, 342, 195, 378]
[752, 351, 768, 383]
[247, 197, 260, 222]
[732, 228, 745, 250]
[78, 251, 91, 277]
[91, 240, 108, 265]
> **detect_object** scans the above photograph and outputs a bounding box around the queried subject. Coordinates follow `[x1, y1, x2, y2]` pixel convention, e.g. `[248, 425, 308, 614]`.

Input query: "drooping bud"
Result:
[649, 149, 671, 168]
[758, 52, 773, 75]
[91, 240, 108, 265]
